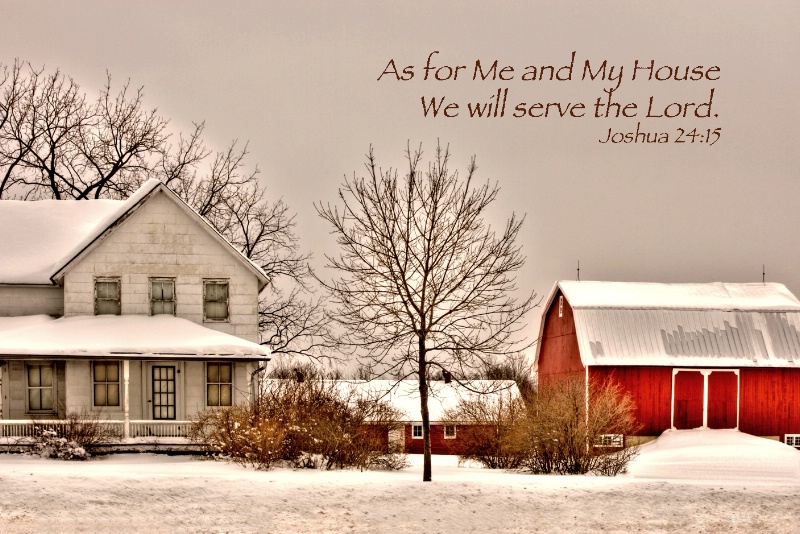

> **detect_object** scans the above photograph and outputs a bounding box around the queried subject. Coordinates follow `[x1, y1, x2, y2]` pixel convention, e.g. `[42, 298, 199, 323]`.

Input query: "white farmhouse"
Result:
[0, 179, 270, 441]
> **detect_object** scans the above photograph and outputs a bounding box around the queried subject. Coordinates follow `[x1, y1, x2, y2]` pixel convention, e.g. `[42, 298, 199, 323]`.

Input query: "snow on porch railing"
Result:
[0, 420, 190, 438]
[0, 420, 124, 438]
[129, 420, 189, 438]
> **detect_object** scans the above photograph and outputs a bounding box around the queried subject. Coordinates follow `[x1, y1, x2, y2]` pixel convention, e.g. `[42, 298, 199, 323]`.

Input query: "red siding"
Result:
[740, 368, 800, 438]
[674, 371, 704, 429]
[590, 366, 672, 435]
[538, 290, 584, 383]
[403, 424, 481, 455]
[707, 372, 737, 429]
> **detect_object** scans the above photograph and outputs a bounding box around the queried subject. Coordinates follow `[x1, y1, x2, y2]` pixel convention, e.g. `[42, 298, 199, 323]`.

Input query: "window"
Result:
[151, 278, 175, 315]
[207, 362, 232, 406]
[27, 363, 55, 413]
[412, 424, 423, 439]
[95, 278, 121, 315]
[594, 434, 624, 448]
[444, 424, 457, 439]
[558, 295, 564, 318]
[93, 361, 120, 407]
[203, 280, 229, 321]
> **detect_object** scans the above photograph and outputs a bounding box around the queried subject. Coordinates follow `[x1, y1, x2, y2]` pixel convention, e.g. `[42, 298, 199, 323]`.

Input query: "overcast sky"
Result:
[4, 1, 799, 340]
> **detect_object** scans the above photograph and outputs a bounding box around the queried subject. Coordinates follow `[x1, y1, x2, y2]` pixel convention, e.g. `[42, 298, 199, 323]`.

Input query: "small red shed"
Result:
[535, 281, 800, 444]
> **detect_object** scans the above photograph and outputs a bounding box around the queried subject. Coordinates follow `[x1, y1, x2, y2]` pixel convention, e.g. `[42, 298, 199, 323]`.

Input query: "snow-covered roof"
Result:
[0, 315, 270, 360]
[538, 281, 800, 368]
[0, 198, 120, 285]
[278, 379, 519, 422]
[0, 179, 269, 289]
[556, 281, 800, 311]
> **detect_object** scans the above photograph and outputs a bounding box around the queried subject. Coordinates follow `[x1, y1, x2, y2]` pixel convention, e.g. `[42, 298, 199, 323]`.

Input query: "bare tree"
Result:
[316, 142, 537, 481]
[0, 61, 331, 361]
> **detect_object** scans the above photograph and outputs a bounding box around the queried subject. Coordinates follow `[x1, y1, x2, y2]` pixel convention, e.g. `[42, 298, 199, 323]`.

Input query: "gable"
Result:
[51, 180, 268, 290]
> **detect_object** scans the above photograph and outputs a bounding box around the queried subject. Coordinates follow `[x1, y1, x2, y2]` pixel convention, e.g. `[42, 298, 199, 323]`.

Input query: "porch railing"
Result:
[0, 420, 190, 439]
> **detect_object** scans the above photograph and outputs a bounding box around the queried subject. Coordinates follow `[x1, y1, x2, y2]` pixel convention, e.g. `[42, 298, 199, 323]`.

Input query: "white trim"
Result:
[785, 434, 800, 448]
[411, 424, 423, 439]
[123, 360, 130, 439]
[444, 424, 457, 439]
[671, 368, 740, 430]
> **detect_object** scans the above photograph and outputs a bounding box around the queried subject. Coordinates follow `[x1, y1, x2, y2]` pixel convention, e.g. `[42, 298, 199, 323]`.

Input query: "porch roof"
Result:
[0, 315, 270, 361]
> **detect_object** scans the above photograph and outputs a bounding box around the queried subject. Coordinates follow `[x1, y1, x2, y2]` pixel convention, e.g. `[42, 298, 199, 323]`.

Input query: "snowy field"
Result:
[1, 429, 799, 533]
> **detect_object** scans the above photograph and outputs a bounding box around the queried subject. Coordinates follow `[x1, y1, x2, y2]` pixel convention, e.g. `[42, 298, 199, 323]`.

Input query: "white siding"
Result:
[62, 190, 260, 342]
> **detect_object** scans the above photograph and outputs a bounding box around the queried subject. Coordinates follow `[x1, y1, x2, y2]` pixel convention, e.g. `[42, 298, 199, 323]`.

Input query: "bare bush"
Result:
[189, 378, 408, 471]
[443, 389, 527, 469]
[522, 375, 640, 475]
[30, 409, 121, 460]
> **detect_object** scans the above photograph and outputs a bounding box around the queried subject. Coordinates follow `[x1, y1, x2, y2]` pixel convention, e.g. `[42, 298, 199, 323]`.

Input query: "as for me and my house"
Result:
[377, 51, 720, 127]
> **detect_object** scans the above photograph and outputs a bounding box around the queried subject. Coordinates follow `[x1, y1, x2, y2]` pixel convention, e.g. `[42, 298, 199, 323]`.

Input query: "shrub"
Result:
[30, 409, 121, 460]
[443, 389, 528, 469]
[189, 378, 408, 471]
[522, 374, 640, 475]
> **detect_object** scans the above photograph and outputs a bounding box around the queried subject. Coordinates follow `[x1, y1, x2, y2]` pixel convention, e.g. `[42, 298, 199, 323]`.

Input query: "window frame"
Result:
[150, 277, 176, 316]
[785, 434, 800, 448]
[412, 424, 423, 439]
[94, 277, 121, 316]
[203, 279, 230, 322]
[206, 361, 233, 407]
[594, 433, 624, 448]
[444, 424, 457, 439]
[92, 360, 121, 408]
[26, 362, 56, 414]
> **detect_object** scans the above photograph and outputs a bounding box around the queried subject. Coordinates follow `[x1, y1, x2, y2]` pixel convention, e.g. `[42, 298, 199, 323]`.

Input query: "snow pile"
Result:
[628, 428, 800, 483]
[1, 432, 800, 533]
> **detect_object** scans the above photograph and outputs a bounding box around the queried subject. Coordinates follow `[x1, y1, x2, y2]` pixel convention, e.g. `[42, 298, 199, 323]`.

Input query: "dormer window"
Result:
[95, 278, 121, 315]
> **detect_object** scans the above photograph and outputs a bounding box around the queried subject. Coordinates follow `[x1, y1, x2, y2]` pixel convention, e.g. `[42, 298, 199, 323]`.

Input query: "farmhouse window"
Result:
[93, 361, 120, 407]
[95, 278, 121, 315]
[27, 363, 55, 413]
[151, 279, 175, 315]
[412, 424, 423, 439]
[444, 424, 457, 439]
[207, 362, 233, 407]
[203, 280, 229, 321]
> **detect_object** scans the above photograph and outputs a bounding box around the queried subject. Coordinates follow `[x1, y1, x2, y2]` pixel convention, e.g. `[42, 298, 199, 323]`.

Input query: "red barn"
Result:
[535, 281, 800, 445]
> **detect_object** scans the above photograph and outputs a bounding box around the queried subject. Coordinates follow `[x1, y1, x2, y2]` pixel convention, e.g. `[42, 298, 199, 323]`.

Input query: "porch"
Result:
[0, 419, 201, 453]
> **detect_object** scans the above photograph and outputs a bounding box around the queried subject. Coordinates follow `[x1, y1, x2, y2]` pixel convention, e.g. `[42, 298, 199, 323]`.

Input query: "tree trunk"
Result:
[418, 335, 431, 482]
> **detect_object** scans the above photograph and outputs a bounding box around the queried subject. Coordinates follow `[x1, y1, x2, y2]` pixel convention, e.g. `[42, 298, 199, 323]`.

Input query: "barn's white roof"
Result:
[540, 281, 800, 368]
[0, 314, 270, 360]
[557, 281, 800, 311]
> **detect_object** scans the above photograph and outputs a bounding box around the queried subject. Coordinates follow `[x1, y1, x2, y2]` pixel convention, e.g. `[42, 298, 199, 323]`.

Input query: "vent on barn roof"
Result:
[785, 434, 800, 448]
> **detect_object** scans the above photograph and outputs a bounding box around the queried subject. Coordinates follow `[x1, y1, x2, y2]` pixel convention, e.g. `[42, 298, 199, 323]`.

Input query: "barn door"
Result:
[673, 371, 704, 429]
[707, 371, 737, 429]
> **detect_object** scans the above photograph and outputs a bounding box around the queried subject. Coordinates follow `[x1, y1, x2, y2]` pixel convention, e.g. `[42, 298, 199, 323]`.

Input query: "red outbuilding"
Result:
[535, 281, 800, 445]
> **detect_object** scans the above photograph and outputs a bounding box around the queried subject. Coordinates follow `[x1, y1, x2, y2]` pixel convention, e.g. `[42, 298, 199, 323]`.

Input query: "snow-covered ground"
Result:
[1, 429, 798, 533]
